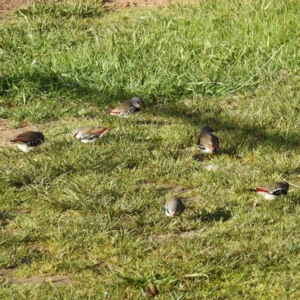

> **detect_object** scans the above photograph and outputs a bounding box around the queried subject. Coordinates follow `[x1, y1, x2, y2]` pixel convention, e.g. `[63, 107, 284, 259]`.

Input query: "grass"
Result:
[1, 0, 300, 298]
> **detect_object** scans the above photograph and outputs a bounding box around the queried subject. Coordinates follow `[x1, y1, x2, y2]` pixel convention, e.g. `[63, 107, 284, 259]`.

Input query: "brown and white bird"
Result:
[197, 126, 220, 154]
[72, 126, 112, 143]
[164, 196, 185, 217]
[10, 131, 45, 153]
[109, 97, 145, 117]
[249, 181, 289, 200]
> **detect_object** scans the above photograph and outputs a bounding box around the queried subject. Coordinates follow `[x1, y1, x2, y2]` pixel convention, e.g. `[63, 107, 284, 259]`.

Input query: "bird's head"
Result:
[131, 97, 145, 109]
[72, 127, 84, 139]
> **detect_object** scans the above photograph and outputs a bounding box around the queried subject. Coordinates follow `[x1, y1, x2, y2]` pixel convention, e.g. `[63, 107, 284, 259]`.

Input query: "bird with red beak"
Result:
[197, 126, 220, 154]
[249, 181, 289, 200]
[72, 126, 113, 143]
[164, 197, 185, 217]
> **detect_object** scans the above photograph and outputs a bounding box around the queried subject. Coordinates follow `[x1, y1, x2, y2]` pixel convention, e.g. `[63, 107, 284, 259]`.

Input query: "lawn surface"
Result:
[1, 0, 300, 298]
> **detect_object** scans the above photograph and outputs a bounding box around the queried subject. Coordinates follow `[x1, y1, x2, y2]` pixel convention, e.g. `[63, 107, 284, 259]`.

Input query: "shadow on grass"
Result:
[195, 207, 232, 223]
[290, 197, 300, 206]
[0, 210, 14, 226]
[192, 153, 213, 162]
[148, 102, 300, 153]
[1, 71, 300, 154]
[0, 71, 133, 107]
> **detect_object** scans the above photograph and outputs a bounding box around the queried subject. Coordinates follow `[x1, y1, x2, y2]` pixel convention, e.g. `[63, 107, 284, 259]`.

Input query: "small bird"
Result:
[72, 126, 112, 143]
[164, 196, 185, 217]
[249, 181, 289, 200]
[10, 131, 45, 153]
[197, 126, 220, 154]
[109, 97, 145, 116]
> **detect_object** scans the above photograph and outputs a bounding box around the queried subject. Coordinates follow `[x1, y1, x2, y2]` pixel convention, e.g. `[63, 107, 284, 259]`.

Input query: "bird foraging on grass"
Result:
[197, 126, 220, 154]
[72, 126, 113, 143]
[249, 181, 289, 200]
[10, 131, 44, 153]
[164, 196, 185, 217]
[109, 97, 145, 117]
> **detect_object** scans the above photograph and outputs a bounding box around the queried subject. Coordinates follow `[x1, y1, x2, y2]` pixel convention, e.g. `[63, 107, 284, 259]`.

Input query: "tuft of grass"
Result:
[1, 0, 300, 299]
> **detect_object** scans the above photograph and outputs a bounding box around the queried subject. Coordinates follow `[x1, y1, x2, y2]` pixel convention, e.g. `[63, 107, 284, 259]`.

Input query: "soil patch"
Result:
[0, 120, 38, 149]
[0, 0, 197, 12]
[0, 0, 57, 11]
[0, 268, 72, 286]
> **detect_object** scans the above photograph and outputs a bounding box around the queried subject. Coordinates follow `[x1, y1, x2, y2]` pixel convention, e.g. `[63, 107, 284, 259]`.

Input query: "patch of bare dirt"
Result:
[104, 0, 196, 8]
[0, 0, 197, 12]
[0, 269, 72, 286]
[0, 120, 37, 149]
